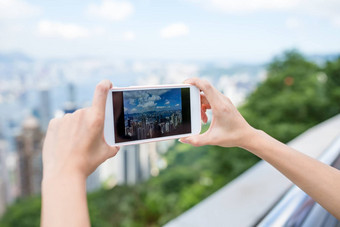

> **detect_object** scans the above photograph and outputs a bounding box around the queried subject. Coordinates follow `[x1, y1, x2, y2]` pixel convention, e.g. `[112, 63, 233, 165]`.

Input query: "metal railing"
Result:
[257, 135, 340, 226]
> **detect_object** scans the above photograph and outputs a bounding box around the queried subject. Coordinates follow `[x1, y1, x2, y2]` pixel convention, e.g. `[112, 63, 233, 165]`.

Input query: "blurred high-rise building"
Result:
[87, 168, 101, 192]
[0, 134, 9, 216]
[122, 145, 142, 185]
[16, 116, 43, 197]
[98, 143, 159, 188]
[121, 143, 157, 185]
[63, 83, 77, 114]
[139, 143, 158, 179]
[39, 88, 51, 131]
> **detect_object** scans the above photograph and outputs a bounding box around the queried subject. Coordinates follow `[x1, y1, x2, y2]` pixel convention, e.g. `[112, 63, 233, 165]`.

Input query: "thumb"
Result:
[179, 133, 209, 147]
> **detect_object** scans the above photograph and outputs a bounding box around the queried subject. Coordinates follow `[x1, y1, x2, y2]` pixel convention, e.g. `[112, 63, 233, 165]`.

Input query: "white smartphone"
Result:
[104, 84, 201, 146]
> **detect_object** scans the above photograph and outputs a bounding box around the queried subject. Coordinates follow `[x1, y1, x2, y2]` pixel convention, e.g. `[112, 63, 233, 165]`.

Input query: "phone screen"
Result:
[112, 88, 191, 143]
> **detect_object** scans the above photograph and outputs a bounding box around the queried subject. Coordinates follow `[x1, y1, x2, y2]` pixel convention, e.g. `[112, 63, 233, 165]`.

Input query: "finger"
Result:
[202, 104, 211, 112]
[201, 109, 208, 123]
[184, 78, 218, 107]
[179, 133, 209, 147]
[92, 80, 112, 116]
[201, 94, 210, 123]
[200, 94, 211, 108]
[201, 94, 211, 112]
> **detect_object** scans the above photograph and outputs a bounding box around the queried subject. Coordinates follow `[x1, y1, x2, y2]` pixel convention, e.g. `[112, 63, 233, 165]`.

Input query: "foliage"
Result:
[1, 50, 339, 226]
[241, 50, 340, 142]
[85, 141, 259, 227]
[0, 196, 41, 227]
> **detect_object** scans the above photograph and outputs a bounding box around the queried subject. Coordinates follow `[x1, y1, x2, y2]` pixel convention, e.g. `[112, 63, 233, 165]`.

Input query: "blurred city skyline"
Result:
[1, 1, 340, 224]
[1, 0, 340, 62]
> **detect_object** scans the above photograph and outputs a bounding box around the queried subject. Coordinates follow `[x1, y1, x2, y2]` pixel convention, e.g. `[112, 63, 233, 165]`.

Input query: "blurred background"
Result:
[0, 0, 339, 226]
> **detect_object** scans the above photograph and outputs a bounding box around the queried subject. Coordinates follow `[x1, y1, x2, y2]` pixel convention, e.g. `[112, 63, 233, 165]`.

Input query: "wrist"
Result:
[42, 166, 87, 191]
[237, 127, 265, 151]
[41, 165, 89, 227]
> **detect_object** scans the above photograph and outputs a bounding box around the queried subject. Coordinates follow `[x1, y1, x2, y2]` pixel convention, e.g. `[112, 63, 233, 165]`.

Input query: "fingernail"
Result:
[179, 138, 188, 144]
[183, 79, 191, 84]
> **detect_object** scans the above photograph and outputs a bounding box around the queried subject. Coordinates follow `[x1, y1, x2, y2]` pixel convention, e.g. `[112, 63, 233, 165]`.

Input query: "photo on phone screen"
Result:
[112, 88, 191, 143]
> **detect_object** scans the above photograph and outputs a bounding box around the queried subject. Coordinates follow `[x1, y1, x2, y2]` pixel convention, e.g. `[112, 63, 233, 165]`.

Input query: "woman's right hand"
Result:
[179, 77, 256, 148]
[181, 78, 340, 221]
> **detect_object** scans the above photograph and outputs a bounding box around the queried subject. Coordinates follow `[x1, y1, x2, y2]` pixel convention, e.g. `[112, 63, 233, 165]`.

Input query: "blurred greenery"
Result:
[1, 50, 339, 227]
[241, 50, 340, 142]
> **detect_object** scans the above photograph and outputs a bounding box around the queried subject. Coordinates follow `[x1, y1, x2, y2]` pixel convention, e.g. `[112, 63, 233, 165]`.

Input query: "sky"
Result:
[123, 89, 181, 114]
[0, 0, 340, 62]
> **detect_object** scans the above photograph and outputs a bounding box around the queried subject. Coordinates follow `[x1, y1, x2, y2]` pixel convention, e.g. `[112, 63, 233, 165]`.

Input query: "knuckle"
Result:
[91, 112, 104, 128]
[225, 96, 232, 105]
[73, 108, 85, 118]
[48, 118, 59, 129]
[215, 96, 230, 113]
[64, 113, 72, 119]
[191, 139, 200, 147]
[214, 104, 227, 116]
[190, 77, 199, 84]
[202, 79, 212, 91]
[73, 109, 82, 115]
[220, 105, 229, 113]
[96, 82, 108, 94]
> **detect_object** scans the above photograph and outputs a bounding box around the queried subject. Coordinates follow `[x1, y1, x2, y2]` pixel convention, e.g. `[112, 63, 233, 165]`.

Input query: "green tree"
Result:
[324, 57, 340, 115]
[0, 196, 41, 227]
[241, 50, 336, 142]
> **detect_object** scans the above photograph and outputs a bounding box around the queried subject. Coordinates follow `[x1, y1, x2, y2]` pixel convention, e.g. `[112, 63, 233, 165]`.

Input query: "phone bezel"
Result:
[104, 84, 201, 146]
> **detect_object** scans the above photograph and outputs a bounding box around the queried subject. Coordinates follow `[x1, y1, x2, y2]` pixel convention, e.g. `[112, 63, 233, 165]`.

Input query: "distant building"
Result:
[139, 142, 158, 179]
[68, 83, 76, 104]
[0, 137, 9, 216]
[122, 145, 142, 185]
[87, 168, 100, 192]
[98, 143, 159, 188]
[39, 88, 51, 131]
[63, 83, 77, 114]
[122, 143, 157, 185]
[16, 115, 43, 197]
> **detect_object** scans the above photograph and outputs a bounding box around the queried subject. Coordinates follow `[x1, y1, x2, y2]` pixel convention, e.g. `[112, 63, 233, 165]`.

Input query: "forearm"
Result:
[241, 129, 340, 219]
[41, 172, 90, 227]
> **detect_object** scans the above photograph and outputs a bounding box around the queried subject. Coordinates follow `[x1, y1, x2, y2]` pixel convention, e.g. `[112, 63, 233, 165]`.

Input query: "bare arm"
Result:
[41, 80, 119, 227]
[244, 130, 340, 219]
[180, 77, 340, 220]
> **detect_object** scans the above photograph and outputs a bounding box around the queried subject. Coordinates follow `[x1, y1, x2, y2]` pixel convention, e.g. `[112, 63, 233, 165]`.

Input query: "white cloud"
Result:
[189, 0, 297, 13]
[285, 17, 301, 29]
[333, 18, 340, 27]
[165, 100, 170, 105]
[137, 100, 157, 108]
[93, 26, 107, 36]
[148, 95, 161, 101]
[122, 31, 135, 41]
[87, 0, 134, 21]
[190, 0, 340, 26]
[305, 0, 340, 27]
[160, 23, 189, 39]
[125, 90, 172, 113]
[38, 20, 89, 39]
[0, 0, 40, 19]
